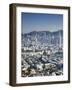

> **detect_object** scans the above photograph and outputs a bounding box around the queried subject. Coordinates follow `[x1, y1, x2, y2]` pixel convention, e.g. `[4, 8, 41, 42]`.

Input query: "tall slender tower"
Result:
[35, 33, 37, 45]
[49, 33, 51, 45]
[59, 31, 61, 48]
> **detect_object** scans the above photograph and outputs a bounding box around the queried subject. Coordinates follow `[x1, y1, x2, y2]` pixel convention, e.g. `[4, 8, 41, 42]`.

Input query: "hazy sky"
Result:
[21, 12, 63, 34]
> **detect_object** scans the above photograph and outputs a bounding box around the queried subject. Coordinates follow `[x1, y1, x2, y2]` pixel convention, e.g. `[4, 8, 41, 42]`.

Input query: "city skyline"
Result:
[21, 12, 63, 34]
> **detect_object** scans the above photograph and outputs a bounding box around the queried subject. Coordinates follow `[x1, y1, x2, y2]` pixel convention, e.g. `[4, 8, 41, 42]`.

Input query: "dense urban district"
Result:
[21, 30, 63, 77]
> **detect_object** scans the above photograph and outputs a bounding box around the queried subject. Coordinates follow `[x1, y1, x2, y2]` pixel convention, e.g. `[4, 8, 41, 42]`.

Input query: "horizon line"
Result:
[22, 29, 63, 34]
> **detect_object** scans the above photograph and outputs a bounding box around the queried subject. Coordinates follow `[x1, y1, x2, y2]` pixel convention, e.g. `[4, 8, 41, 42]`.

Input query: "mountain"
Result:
[22, 30, 63, 37]
[21, 30, 63, 47]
